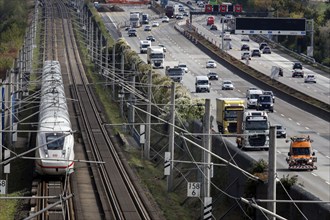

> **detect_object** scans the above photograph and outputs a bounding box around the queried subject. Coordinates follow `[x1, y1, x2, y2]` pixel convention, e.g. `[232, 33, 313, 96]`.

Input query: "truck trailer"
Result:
[147, 46, 165, 69]
[236, 110, 270, 150]
[216, 98, 245, 134]
[130, 12, 141, 28]
[165, 5, 175, 18]
[142, 13, 149, 24]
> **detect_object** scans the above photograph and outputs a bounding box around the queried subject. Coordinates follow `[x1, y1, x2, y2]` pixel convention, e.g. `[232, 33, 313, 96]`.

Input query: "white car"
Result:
[152, 21, 159, 27]
[241, 35, 250, 42]
[222, 80, 234, 90]
[176, 14, 184, 19]
[304, 74, 316, 83]
[162, 16, 169, 23]
[178, 63, 188, 73]
[206, 60, 217, 68]
[144, 25, 151, 31]
[158, 44, 166, 52]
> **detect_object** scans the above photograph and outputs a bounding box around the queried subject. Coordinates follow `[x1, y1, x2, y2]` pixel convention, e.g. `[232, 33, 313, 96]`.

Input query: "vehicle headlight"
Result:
[308, 159, 312, 163]
[270, 103, 273, 106]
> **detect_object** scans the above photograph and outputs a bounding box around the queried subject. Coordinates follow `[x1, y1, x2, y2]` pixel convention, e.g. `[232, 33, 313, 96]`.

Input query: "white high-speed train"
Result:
[35, 60, 74, 175]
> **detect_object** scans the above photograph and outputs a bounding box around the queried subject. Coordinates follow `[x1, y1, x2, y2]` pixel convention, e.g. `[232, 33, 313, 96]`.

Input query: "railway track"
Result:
[28, 0, 154, 219]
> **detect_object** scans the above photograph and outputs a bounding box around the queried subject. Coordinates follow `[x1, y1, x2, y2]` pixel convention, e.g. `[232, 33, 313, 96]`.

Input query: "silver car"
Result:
[304, 74, 316, 83]
[206, 60, 217, 68]
[222, 80, 234, 90]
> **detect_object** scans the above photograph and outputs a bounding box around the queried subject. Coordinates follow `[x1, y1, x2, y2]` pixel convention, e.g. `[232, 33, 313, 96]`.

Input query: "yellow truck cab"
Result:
[286, 136, 317, 170]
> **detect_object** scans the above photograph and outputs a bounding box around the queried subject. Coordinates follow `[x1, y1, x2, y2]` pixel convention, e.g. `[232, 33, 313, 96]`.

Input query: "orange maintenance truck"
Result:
[286, 136, 317, 170]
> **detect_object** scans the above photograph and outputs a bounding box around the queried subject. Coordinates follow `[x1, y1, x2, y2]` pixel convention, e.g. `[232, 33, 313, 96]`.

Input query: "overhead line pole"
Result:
[167, 82, 175, 192]
[144, 70, 151, 160]
[268, 126, 276, 220]
[202, 99, 212, 219]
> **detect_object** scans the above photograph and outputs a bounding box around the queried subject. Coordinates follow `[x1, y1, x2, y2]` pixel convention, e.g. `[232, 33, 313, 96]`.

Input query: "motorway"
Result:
[102, 4, 330, 202]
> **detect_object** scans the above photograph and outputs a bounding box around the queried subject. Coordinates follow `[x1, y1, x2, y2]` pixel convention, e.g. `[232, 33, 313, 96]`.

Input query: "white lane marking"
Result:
[326, 156, 330, 159]
[288, 118, 292, 121]
[281, 114, 285, 117]
[277, 151, 281, 154]
[311, 173, 317, 177]
[297, 122, 300, 125]
[326, 181, 330, 185]
[305, 127, 309, 130]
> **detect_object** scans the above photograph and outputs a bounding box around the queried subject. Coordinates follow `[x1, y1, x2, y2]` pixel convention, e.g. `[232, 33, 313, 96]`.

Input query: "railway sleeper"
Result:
[48, 212, 64, 220]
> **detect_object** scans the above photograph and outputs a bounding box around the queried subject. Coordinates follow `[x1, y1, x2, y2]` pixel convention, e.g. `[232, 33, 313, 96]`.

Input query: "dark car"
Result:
[207, 72, 218, 80]
[210, 25, 218, 30]
[262, 46, 271, 54]
[251, 49, 261, 57]
[241, 44, 250, 51]
[146, 35, 155, 41]
[293, 62, 303, 70]
[263, 91, 275, 103]
[128, 29, 137, 37]
[259, 42, 268, 51]
[256, 95, 274, 112]
[292, 69, 304, 78]
[187, 1, 192, 5]
[275, 124, 286, 138]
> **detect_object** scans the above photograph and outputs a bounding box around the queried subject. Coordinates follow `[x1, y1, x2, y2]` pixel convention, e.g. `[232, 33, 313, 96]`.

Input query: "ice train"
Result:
[35, 60, 74, 175]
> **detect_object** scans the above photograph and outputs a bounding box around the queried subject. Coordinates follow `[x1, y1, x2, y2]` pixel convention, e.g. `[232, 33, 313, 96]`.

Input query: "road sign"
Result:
[187, 182, 201, 197]
[235, 17, 306, 35]
[220, 4, 227, 13]
[0, 180, 6, 194]
[234, 4, 242, 13]
[204, 4, 212, 13]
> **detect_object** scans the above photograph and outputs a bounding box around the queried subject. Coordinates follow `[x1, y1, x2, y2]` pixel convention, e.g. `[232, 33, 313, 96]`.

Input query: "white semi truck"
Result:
[140, 40, 151, 53]
[130, 12, 141, 28]
[147, 46, 165, 69]
[236, 110, 270, 150]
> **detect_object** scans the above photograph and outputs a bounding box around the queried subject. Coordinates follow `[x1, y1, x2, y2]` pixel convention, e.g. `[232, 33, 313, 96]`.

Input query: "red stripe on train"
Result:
[36, 161, 74, 169]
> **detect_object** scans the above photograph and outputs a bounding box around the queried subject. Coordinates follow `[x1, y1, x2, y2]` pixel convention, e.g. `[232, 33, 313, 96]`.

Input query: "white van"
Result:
[195, 76, 210, 93]
[246, 88, 263, 109]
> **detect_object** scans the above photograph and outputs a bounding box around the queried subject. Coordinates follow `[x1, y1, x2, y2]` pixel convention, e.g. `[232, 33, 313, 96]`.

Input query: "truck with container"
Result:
[236, 110, 270, 150]
[195, 76, 210, 93]
[165, 66, 184, 82]
[142, 13, 149, 24]
[286, 136, 317, 170]
[130, 12, 141, 28]
[207, 16, 215, 26]
[216, 98, 245, 134]
[165, 5, 175, 18]
[140, 40, 151, 53]
[147, 46, 165, 69]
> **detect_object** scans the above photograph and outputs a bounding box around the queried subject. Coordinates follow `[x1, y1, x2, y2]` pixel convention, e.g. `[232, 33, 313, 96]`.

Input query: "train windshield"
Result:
[46, 133, 65, 150]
